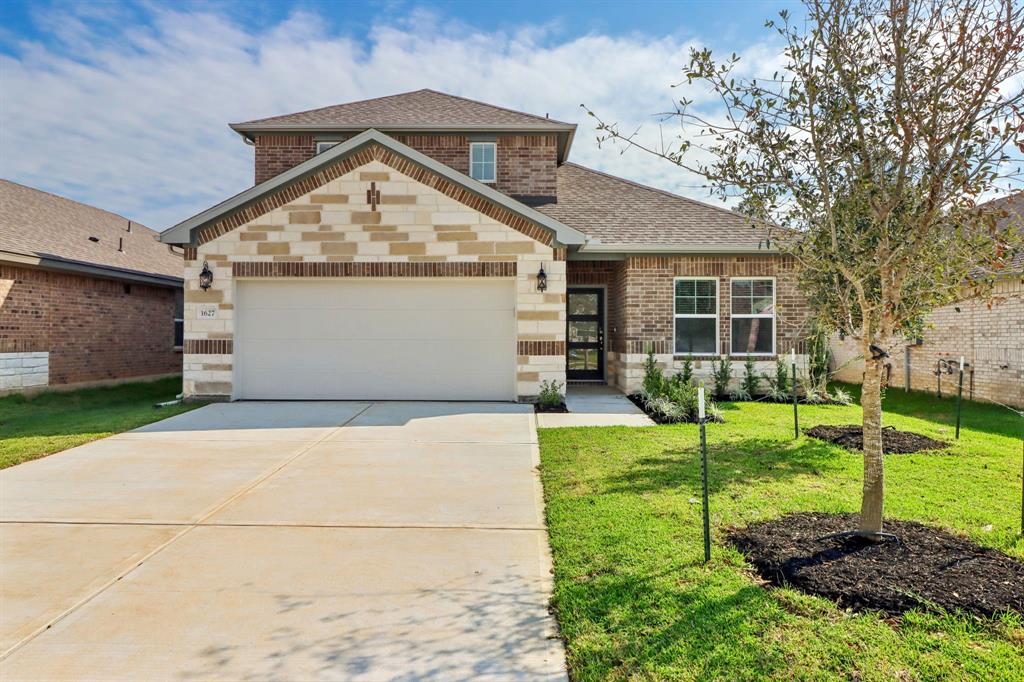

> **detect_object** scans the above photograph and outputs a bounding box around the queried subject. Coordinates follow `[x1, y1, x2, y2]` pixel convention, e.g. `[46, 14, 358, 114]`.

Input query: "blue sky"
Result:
[0, 0, 802, 228]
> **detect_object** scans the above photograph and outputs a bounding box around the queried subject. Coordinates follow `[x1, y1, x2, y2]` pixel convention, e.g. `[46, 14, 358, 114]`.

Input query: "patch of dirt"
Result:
[805, 424, 949, 453]
[534, 403, 569, 414]
[728, 512, 1024, 618]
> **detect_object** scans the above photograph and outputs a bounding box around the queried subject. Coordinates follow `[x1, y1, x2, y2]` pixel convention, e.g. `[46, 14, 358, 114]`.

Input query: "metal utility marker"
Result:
[955, 356, 964, 440]
[791, 348, 799, 438]
[698, 385, 711, 564]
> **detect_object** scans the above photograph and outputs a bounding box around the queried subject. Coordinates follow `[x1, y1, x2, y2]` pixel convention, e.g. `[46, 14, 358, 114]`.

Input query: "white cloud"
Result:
[0, 4, 777, 229]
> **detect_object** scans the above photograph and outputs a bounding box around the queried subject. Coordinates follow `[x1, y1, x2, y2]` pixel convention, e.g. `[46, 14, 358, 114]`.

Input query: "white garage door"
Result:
[235, 279, 517, 400]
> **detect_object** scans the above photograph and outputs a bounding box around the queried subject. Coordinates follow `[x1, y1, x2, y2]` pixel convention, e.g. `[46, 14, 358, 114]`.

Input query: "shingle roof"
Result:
[533, 163, 771, 248]
[232, 89, 575, 130]
[0, 180, 182, 281]
[980, 191, 1024, 273]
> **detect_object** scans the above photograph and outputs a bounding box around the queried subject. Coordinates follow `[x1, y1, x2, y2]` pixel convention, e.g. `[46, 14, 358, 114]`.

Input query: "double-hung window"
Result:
[730, 278, 775, 355]
[469, 142, 496, 183]
[674, 278, 718, 354]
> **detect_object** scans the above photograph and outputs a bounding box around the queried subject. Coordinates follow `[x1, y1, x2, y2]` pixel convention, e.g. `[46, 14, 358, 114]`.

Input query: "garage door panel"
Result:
[239, 309, 515, 343]
[235, 280, 517, 400]
[244, 280, 514, 310]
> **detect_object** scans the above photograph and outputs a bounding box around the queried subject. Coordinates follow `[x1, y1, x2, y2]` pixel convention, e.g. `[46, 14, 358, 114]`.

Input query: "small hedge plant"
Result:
[635, 348, 721, 423]
[537, 379, 564, 409]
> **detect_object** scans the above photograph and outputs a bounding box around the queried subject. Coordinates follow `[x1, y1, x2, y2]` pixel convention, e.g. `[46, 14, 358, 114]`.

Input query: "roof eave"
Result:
[573, 243, 779, 257]
[0, 250, 183, 286]
[161, 128, 587, 247]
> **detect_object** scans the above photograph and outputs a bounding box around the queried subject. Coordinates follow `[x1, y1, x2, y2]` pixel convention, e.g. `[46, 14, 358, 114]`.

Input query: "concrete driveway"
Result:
[0, 402, 566, 680]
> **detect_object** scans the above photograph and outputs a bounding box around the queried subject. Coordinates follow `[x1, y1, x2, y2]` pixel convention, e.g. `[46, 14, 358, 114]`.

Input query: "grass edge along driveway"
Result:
[0, 376, 202, 469]
[538, 387, 1024, 681]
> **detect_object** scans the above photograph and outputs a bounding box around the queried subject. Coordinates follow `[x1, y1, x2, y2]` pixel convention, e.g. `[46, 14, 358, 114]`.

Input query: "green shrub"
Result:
[676, 357, 694, 385]
[741, 355, 761, 397]
[537, 380, 564, 409]
[710, 356, 733, 398]
[642, 346, 666, 397]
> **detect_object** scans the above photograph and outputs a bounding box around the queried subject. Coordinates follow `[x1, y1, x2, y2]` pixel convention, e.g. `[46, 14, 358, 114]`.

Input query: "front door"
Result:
[566, 288, 605, 381]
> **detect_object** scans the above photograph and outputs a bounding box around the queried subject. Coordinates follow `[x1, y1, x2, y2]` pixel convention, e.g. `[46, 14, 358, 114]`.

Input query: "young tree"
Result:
[589, 0, 1023, 538]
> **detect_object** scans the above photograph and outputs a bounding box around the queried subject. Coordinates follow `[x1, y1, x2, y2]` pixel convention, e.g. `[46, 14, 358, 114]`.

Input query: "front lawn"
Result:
[539, 386, 1024, 681]
[0, 377, 202, 469]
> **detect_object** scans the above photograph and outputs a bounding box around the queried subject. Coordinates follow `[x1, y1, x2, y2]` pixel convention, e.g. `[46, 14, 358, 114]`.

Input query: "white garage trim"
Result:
[233, 278, 517, 401]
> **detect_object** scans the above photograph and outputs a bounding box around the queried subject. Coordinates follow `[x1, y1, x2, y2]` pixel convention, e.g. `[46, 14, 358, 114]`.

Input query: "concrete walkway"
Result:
[0, 402, 566, 681]
[536, 384, 654, 428]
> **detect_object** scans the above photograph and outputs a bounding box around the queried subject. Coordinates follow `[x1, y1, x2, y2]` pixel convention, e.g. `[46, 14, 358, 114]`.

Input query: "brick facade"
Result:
[567, 255, 811, 392]
[0, 264, 181, 390]
[185, 156, 565, 401]
[253, 133, 558, 199]
[831, 276, 1024, 408]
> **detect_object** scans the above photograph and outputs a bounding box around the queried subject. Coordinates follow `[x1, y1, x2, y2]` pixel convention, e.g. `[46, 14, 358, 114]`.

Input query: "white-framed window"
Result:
[316, 141, 340, 154]
[730, 277, 775, 355]
[469, 142, 497, 183]
[674, 277, 719, 355]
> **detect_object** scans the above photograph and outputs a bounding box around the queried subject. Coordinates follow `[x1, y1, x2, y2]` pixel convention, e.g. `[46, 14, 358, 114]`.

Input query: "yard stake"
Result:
[955, 356, 964, 440]
[698, 384, 711, 564]
[791, 348, 799, 438]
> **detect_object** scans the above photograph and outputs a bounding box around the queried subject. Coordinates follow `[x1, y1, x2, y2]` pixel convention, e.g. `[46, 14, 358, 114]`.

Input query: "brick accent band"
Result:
[231, 261, 517, 278]
[184, 339, 233, 355]
[196, 143, 554, 247]
[518, 340, 566, 356]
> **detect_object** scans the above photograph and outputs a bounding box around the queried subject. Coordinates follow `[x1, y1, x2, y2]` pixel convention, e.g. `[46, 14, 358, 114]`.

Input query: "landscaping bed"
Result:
[805, 424, 949, 453]
[728, 512, 1024, 618]
[534, 402, 569, 413]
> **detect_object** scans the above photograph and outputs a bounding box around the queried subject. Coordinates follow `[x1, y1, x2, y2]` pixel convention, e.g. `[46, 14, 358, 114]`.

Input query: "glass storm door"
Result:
[566, 288, 605, 381]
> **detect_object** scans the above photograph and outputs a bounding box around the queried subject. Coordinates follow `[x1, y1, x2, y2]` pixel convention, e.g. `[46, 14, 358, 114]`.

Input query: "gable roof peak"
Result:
[230, 88, 575, 131]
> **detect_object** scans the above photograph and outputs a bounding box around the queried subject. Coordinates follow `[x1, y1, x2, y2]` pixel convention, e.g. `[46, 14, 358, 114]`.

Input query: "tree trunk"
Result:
[859, 356, 885, 537]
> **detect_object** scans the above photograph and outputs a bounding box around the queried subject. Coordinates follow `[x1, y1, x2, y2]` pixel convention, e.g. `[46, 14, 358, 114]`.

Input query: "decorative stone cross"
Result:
[366, 181, 381, 211]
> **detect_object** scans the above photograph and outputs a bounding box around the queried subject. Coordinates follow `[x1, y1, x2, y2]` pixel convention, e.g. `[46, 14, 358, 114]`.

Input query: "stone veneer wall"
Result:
[253, 133, 558, 199]
[567, 255, 811, 393]
[0, 264, 181, 390]
[831, 276, 1024, 408]
[184, 156, 566, 401]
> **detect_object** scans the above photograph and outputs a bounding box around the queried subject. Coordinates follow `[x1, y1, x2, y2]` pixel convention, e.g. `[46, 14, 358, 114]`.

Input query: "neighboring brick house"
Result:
[832, 193, 1024, 409]
[160, 89, 811, 401]
[0, 180, 184, 393]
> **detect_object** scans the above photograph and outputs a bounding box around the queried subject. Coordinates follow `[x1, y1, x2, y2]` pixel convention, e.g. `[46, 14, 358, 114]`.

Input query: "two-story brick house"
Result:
[159, 89, 810, 401]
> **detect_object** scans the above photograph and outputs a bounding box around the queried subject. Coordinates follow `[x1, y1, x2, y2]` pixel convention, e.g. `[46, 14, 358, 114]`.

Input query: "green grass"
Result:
[0, 377, 203, 469]
[539, 385, 1024, 681]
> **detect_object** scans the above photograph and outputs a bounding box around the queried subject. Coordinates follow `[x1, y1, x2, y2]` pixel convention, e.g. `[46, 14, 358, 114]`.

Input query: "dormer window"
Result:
[316, 141, 340, 154]
[469, 142, 496, 183]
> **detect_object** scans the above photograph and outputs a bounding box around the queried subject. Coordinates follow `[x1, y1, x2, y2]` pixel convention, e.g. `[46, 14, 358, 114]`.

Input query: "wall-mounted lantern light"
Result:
[198, 261, 214, 291]
[536, 264, 547, 293]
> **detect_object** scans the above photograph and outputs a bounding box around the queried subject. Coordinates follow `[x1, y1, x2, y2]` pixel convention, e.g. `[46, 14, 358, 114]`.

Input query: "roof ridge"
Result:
[230, 88, 432, 127]
[417, 88, 574, 126]
[561, 162, 753, 222]
[0, 178, 155, 234]
[231, 88, 576, 129]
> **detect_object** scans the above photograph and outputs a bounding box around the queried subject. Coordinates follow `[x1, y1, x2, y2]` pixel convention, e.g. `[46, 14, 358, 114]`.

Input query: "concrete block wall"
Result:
[185, 153, 566, 401]
[0, 351, 49, 392]
[831, 276, 1024, 408]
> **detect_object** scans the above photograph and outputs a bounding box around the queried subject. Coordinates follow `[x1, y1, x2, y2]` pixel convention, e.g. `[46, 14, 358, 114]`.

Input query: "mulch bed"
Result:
[534, 403, 569, 413]
[728, 512, 1024, 618]
[805, 424, 949, 453]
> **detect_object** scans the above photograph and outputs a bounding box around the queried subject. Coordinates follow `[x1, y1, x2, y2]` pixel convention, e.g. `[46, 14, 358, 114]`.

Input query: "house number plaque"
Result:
[198, 305, 218, 320]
